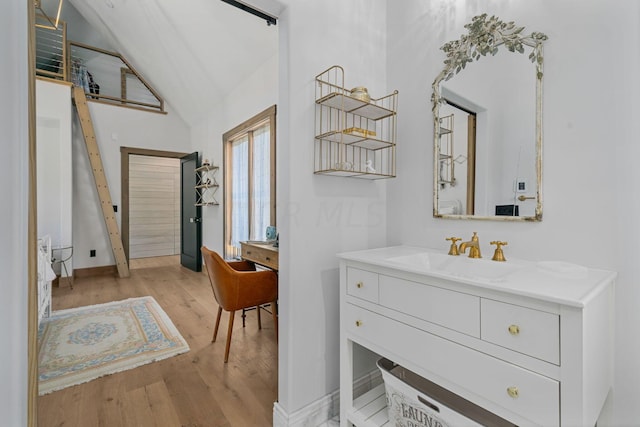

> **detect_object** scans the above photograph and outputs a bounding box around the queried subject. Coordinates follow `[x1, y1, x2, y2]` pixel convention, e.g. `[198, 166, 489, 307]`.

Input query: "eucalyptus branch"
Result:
[432, 14, 548, 109]
[438, 14, 547, 81]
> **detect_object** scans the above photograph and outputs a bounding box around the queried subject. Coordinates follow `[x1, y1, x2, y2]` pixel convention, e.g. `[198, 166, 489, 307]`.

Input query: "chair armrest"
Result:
[228, 260, 256, 271]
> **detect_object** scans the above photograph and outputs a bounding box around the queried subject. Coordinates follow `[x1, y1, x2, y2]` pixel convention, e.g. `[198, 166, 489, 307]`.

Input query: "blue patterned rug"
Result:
[38, 296, 189, 395]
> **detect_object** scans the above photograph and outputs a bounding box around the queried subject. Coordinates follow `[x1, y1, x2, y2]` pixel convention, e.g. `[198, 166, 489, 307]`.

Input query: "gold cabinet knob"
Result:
[508, 324, 520, 335]
[356, 281, 363, 289]
[355, 320, 363, 327]
[507, 386, 519, 399]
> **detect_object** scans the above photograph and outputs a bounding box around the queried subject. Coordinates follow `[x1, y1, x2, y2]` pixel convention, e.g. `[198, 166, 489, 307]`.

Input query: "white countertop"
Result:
[338, 246, 617, 307]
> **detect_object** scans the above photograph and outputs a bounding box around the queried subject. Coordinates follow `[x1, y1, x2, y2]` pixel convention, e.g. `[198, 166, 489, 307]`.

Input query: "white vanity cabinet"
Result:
[338, 246, 615, 427]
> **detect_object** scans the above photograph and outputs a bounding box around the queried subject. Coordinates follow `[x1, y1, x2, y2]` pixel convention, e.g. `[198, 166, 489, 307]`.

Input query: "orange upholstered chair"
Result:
[201, 246, 278, 363]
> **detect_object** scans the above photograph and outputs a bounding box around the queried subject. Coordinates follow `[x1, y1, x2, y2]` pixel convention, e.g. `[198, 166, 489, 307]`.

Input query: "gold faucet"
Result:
[490, 241, 508, 262]
[459, 232, 481, 258]
[445, 237, 461, 256]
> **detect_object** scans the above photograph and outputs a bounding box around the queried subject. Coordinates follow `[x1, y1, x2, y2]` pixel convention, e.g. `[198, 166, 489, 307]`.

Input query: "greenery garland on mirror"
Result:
[432, 14, 548, 110]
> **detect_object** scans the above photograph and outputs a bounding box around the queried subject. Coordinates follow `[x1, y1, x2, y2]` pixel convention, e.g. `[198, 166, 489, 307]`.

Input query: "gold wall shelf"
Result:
[314, 65, 398, 179]
[438, 113, 455, 187]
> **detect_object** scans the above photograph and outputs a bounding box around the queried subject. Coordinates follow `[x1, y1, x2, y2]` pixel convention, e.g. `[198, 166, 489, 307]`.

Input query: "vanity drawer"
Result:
[345, 303, 559, 427]
[346, 268, 379, 303]
[379, 275, 480, 337]
[481, 299, 560, 365]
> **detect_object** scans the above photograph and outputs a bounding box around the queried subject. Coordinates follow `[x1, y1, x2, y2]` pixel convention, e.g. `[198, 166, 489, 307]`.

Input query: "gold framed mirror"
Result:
[432, 14, 547, 221]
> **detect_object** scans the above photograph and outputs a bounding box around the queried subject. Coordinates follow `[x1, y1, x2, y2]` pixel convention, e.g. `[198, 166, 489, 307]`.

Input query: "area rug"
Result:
[38, 296, 189, 395]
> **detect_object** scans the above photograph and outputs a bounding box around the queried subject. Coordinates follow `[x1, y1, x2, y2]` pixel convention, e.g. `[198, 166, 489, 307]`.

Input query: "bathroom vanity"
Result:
[338, 246, 615, 427]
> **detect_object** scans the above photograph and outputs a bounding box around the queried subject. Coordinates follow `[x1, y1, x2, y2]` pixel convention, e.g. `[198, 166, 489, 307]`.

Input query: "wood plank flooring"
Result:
[38, 256, 277, 427]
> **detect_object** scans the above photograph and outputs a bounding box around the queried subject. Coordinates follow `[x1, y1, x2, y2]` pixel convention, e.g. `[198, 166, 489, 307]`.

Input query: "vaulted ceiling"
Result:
[49, 0, 279, 125]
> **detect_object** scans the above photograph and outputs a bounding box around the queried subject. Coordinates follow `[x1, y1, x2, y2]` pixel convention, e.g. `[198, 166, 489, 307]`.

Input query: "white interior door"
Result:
[129, 155, 180, 259]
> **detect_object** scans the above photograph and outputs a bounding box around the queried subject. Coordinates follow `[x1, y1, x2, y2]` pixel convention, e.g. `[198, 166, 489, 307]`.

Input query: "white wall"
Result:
[0, 0, 29, 424]
[276, 0, 389, 414]
[192, 53, 279, 256]
[62, 0, 114, 52]
[386, 1, 640, 425]
[36, 80, 74, 275]
[72, 101, 190, 269]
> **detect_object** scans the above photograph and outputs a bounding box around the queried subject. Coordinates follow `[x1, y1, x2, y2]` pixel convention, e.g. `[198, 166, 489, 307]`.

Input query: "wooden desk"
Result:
[240, 241, 278, 271]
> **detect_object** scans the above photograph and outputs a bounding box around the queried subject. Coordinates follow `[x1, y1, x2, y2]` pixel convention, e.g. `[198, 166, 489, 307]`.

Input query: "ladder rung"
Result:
[73, 86, 130, 278]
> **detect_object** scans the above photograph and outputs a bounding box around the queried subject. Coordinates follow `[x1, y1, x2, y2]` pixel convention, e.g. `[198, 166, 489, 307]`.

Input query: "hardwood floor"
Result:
[38, 257, 277, 427]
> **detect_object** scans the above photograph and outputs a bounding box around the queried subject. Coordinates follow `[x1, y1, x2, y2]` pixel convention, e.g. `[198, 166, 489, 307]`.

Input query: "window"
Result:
[224, 105, 276, 259]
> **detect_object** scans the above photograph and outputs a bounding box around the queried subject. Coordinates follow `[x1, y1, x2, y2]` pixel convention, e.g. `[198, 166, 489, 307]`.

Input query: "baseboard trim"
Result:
[73, 264, 117, 278]
[273, 369, 382, 427]
[273, 393, 336, 427]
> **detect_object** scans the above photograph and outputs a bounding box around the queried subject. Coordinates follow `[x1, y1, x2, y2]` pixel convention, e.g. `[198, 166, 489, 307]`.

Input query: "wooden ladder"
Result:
[72, 86, 130, 278]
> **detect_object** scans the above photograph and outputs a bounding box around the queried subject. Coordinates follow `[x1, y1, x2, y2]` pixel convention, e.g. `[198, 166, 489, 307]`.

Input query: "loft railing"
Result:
[34, 19, 165, 113]
[68, 42, 164, 113]
[35, 14, 67, 81]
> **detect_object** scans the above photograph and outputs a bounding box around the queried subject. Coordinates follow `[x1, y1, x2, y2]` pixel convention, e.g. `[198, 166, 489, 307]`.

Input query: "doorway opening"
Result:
[120, 147, 188, 263]
[439, 99, 477, 215]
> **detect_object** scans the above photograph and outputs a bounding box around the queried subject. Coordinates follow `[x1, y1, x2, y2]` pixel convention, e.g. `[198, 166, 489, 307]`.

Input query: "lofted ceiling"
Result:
[44, 0, 279, 125]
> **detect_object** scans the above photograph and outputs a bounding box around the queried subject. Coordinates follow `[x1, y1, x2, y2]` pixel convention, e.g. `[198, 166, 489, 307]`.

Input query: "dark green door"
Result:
[180, 152, 202, 272]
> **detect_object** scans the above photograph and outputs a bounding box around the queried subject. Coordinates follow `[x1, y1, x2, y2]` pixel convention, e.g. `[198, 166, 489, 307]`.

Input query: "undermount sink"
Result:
[385, 252, 522, 282]
[437, 256, 522, 281]
[385, 252, 451, 269]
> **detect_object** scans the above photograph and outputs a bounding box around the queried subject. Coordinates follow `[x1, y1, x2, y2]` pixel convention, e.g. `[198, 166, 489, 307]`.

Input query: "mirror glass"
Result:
[432, 15, 547, 221]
